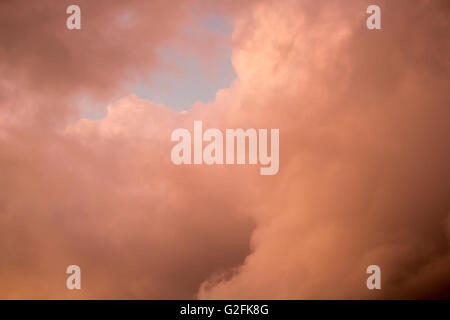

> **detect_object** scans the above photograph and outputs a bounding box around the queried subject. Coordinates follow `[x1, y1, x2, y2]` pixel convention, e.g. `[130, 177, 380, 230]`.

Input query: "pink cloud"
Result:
[0, 0, 449, 299]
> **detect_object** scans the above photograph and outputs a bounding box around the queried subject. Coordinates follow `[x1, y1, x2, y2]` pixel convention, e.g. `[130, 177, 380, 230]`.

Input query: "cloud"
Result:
[198, 0, 450, 299]
[0, 0, 449, 299]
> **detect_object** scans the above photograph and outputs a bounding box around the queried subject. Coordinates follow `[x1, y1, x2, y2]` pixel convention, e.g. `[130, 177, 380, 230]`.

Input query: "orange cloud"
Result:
[0, 0, 449, 299]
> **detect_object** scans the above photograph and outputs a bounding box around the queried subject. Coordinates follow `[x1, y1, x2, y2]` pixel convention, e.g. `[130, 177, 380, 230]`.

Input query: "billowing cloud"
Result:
[0, 0, 449, 299]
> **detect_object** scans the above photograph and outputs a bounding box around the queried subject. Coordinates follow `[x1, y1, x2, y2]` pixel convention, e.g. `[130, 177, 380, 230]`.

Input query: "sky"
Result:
[0, 0, 449, 299]
[80, 13, 236, 119]
[130, 14, 236, 111]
